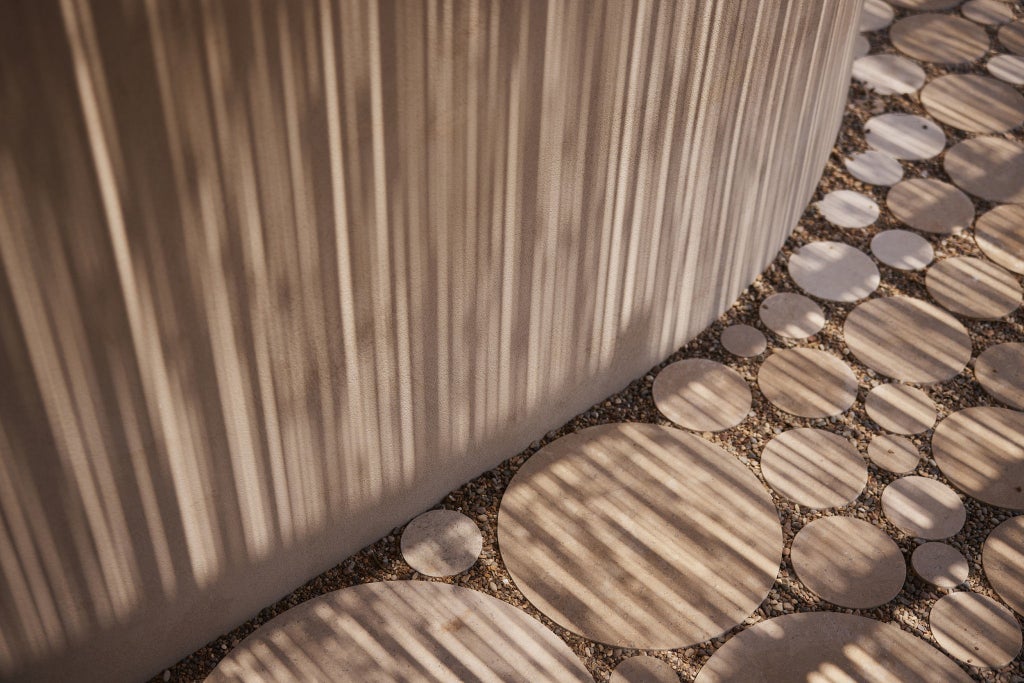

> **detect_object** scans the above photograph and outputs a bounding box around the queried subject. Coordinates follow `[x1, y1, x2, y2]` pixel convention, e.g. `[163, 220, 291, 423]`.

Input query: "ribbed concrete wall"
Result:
[0, 1, 859, 680]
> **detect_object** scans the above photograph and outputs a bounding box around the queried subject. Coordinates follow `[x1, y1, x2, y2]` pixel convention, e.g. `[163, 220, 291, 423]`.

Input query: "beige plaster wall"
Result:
[0, 1, 859, 680]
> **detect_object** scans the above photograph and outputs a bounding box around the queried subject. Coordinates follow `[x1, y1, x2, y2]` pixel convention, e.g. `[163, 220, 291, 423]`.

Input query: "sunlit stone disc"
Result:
[788, 241, 880, 302]
[720, 324, 767, 358]
[760, 428, 867, 509]
[912, 542, 969, 589]
[871, 230, 934, 270]
[926, 256, 1022, 320]
[882, 476, 967, 540]
[999, 19, 1024, 55]
[401, 509, 482, 577]
[864, 113, 946, 160]
[932, 407, 1024, 510]
[962, 0, 1015, 25]
[610, 656, 678, 683]
[759, 293, 825, 339]
[869, 434, 922, 474]
[921, 74, 1024, 133]
[891, 13, 990, 64]
[861, 0, 896, 32]
[853, 54, 926, 95]
[930, 592, 1023, 668]
[975, 204, 1024, 274]
[976, 343, 1024, 410]
[945, 136, 1024, 204]
[757, 349, 859, 419]
[988, 53, 1024, 84]
[817, 189, 880, 228]
[887, 179, 974, 235]
[653, 359, 751, 432]
[983, 515, 1024, 615]
[865, 383, 937, 435]
[854, 34, 871, 60]
[846, 150, 904, 186]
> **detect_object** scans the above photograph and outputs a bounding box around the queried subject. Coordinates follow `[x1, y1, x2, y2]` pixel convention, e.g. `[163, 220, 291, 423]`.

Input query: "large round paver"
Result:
[788, 241, 880, 302]
[930, 592, 1023, 668]
[206, 581, 592, 683]
[610, 656, 678, 683]
[926, 257, 1022, 320]
[882, 476, 966, 540]
[817, 190, 879, 228]
[945, 136, 1024, 203]
[869, 434, 922, 474]
[887, 179, 974, 235]
[653, 359, 751, 432]
[913, 542, 969, 589]
[720, 324, 766, 357]
[498, 423, 783, 650]
[988, 53, 1024, 85]
[999, 20, 1024, 55]
[844, 296, 972, 384]
[846, 150, 904, 186]
[757, 349, 859, 419]
[401, 509, 482, 577]
[871, 230, 934, 270]
[853, 55, 926, 95]
[693, 612, 972, 683]
[975, 204, 1024, 274]
[963, 0, 1015, 25]
[891, 13, 990, 64]
[861, 0, 895, 32]
[760, 428, 867, 509]
[759, 293, 825, 339]
[921, 74, 1024, 133]
[791, 516, 905, 609]
[983, 516, 1024, 615]
[977, 343, 1024, 410]
[864, 113, 946, 161]
[865, 383, 937, 435]
[933, 407, 1024, 510]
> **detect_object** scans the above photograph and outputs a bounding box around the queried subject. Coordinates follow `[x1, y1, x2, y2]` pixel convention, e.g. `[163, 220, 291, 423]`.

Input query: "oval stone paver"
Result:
[869, 434, 921, 474]
[999, 20, 1024, 55]
[653, 359, 751, 432]
[988, 53, 1024, 84]
[933, 407, 1024, 511]
[610, 656, 678, 683]
[962, 0, 1015, 25]
[976, 342, 1024, 410]
[975, 204, 1024, 274]
[788, 241, 880, 302]
[882, 476, 966, 540]
[984, 515, 1024, 616]
[817, 190, 880, 228]
[760, 428, 867, 509]
[913, 542, 969, 589]
[846, 151, 904, 186]
[759, 293, 825, 339]
[930, 592, 1023, 668]
[865, 383, 937, 435]
[401, 509, 482, 577]
[887, 179, 974, 235]
[853, 55, 926, 95]
[871, 230, 934, 271]
[757, 349, 859, 418]
[891, 13, 990, 64]
[945, 136, 1024, 203]
[922, 74, 1024, 133]
[865, 113, 947, 160]
[720, 324, 767, 358]
[926, 256, 1022, 320]
[861, 0, 895, 32]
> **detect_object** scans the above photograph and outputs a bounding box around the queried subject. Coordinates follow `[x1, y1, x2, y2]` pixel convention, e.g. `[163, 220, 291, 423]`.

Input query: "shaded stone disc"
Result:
[610, 656, 678, 683]
[930, 592, 1023, 668]
[975, 204, 1024, 274]
[653, 359, 751, 432]
[882, 476, 966, 540]
[926, 257, 1022, 320]
[759, 293, 825, 339]
[720, 324, 767, 358]
[788, 241, 880, 302]
[861, 0, 895, 32]
[887, 179, 974, 235]
[871, 230, 934, 271]
[865, 383, 937, 435]
[865, 113, 946, 160]
[932, 407, 1024, 511]
[853, 55, 926, 95]
[922, 74, 1024, 133]
[760, 428, 867, 509]
[846, 150, 904, 186]
[976, 342, 1024, 410]
[983, 515, 1024, 616]
[999, 19, 1024, 55]
[817, 190, 880, 228]
[945, 136, 1024, 204]
[912, 542, 969, 589]
[962, 0, 1015, 25]
[988, 53, 1024, 84]
[891, 13, 990, 64]
[869, 434, 922, 474]
[401, 509, 482, 577]
[757, 349, 859, 419]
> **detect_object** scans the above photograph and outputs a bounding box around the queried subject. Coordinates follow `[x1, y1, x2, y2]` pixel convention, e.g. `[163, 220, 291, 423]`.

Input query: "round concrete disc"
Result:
[869, 434, 922, 474]
[933, 407, 1024, 510]
[846, 150, 904, 186]
[975, 204, 1024, 274]
[853, 55, 926, 95]
[760, 428, 867, 509]
[976, 343, 1024, 410]
[871, 230, 934, 270]
[720, 324, 767, 357]
[999, 20, 1024, 55]
[865, 383, 937, 435]
[610, 656, 678, 683]
[865, 113, 947, 160]
[817, 190, 880, 228]
[887, 179, 974, 235]
[206, 581, 592, 683]
[891, 13, 990, 64]
[497, 423, 783, 649]
[926, 256, 1022, 320]
[945, 136, 1024, 203]
[653, 359, 751, 432]
[983, 515, 1024, 615]
[862, 0, 896, 31]
[759, 293, 825, 339]
[757, 349, 859, 419]
[788, 241, 880, 302]
[913, 542, 969, 589]
[854, 34, 871, 60]
[882, 476, 967, 540]
[962, 0, 1015, 25]
[921, 74, 1024, 133]
[988, 53, 1024, 84]
[401, 509, 482, 577]
[930, 592, 1023, 668]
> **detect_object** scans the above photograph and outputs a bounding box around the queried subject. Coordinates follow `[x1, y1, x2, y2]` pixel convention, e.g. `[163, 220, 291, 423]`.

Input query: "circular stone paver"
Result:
[865, 383, 937, 435]
[757, 349, 859, 419]
[401, 509, 482, 577]
[844, 296, 972, 384]
[976, 343, 1024, 410]
[975, 204, 1024, 274]
[963, 0, 1015, 25]
[760, 428, 867, 509]
[758, 293, 825, 339]
[790, 516, 905, 609]
[988, 53, 1024, 84]
[653, 359, 751, 432]
[913, 542, 969, 589]
[999, 20, 1024, 55]
[882, 476, 967, 540]
[887, 179, 973, 235]
[610, 656, 678, 683]
[206, 581, 592, 683]
[926, 256, 1022, 320]
[891, 13, 990, 64]
[945, 136, 1024, 204]
[788, 241, 880, 302]
[817, 190, 880, 228]
[933, 407, 1024, 511]
[854, 34, 871, 59]
[930, 592, 1023, 668]
[853, 55, 926, 95]
[871, 230, 934, 270]
[861, 0, 895, 32]
[984, 516, 1024, 616]
[864, 113, 946, 161]
[869, 434, 922, 474]
[921, 74, 1024, 133]
[693, 612, 972, 683]
[497, 423, 783, 650]
[845, 150, 904, 186]
[720, 324, 766, 357]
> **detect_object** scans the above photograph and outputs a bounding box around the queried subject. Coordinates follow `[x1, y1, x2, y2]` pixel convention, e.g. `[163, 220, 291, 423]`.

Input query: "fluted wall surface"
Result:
[0, 1, 859, 680]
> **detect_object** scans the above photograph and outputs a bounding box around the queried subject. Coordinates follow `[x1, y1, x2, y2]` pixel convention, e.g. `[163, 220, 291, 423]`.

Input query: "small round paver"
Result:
[869, 434, 922, 474]
[853, 54, 926, 95]
[933, 407, 1024, 510]
[610, 656, 678, 683]
[882, 476, 966, 540]
[760, 428, 867, 509]
[913, 542, 969, 589]
[988, 53, 1024, 84]
[930, 592, 1023, 668]
[887, 179, 974, 235]
[963, 0, 1015, 25]
[975, 204, 1024, 274]
[846, 150, 904, 186]
[401, 509, 482, 577]
[926, 257, 1022, 320]
[945, 136, 1024, 204]
[921, 74, 1024, 133]
[653, 359, 751, 432]
[865, 383, 937, 435]
[759, 293, 825, 339]
[844, 296, 972, 384]
[693, 612, 972, 683]
[871, 230, 934, 270]
[788, 241, 880, 302]
[757, 349, 859, 419]
[861, 0, 895, 32]
[720, 324, 766, 357]
[853, 34, 871, 59]
[864, 113, 946, 160]
[817, 190, 880, 228]
[976, 343, 1024, 410]
[791, 516, 905, 609]
[999, 19, 1024, 55]
[983, 516, 1024, 615]
[891, 13, 990, 64]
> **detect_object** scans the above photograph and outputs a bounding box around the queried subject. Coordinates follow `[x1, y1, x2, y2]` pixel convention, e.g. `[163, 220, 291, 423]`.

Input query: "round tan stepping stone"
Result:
[891, 14, 990, 65]
[882, 476, 966, 540]
[962, 0, 1015, 25]
[926, 256, 1022, 320]
[976, 343, 1024, 409]
[759, 293, 825, 339]
[862, 0, 896, 31]
[869, 434, 922, 474]
[975, 204, 1024, 274]
[854, 34, 871, 60]
[922, 74, 1024, 133]
[760, 428, 867, 509]
[865, 383, 937, 435]
[653, 359, 751, 432]
[999, 19, 1024, 55]
[853, 55, 926, 95]
[610, 656, 678, 683]
[846, 150, 904, 186]
[788, 241, 880, 302]
[817, 190, 880, 228]
[865, 113, 947, 160]
[693, 612, 972, 683]
[945, 136, 1024, 204]
[887, 179, 974, 235]
[930, 592, 1023, 668]
[757, 349, 859, 419]
[844, 296, 972, 384]
[983, 515, 1024, 615]
[498, 423, 783, 650]
[720, 324, 766, 357]
[933, 406, 1024, 510]
[401, 509, 482, 577]
[871, 230, 934, 270]
[988, 54, 1024, 85]
[206, 581, 592, 683]
[913, 542, 969, 589]
[791, 517, 906, 608]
